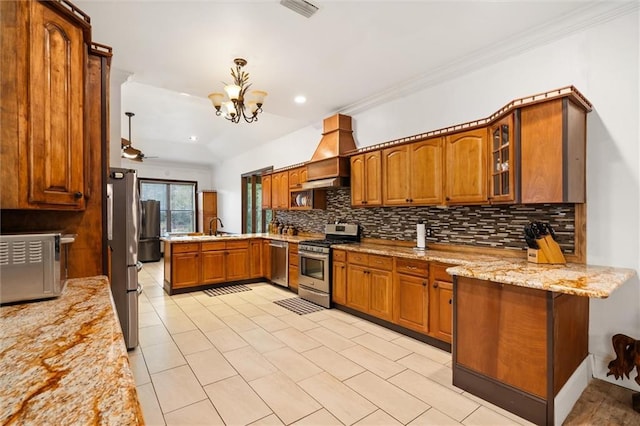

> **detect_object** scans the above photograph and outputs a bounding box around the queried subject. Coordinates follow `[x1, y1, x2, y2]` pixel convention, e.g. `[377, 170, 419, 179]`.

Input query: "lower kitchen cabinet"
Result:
[394, 258, 429, 334]
[250, 239, 263, 278]
[332, 250, 347, 305]
[345, 252, 393, 321]
[428, 263, 453, 343]
[164, 240, 250, 294]
[262, 239, 271, 280]
[165, 242, 201, 290]
[288, 242, 299, 292]
[453, 276, 589, 425]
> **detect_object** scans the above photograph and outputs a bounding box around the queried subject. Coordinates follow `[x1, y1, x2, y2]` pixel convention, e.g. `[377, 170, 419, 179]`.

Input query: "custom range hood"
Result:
[301, 114, 357, 189]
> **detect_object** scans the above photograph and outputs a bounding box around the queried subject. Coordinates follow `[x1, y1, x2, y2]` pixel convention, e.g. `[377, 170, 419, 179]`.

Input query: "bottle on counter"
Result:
[277, 223, 283, 234]
[287, 226, 295, 236]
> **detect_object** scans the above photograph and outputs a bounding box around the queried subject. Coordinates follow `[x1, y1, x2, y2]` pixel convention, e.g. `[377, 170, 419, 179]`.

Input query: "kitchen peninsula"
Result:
[0, 276, 144, 425]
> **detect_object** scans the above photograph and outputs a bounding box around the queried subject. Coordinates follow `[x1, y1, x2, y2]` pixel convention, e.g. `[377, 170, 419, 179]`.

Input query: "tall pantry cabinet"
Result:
[0, 0, 112, 278]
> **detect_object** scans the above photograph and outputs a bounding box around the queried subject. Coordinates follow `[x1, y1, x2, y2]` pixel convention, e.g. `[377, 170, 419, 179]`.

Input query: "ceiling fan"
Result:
[121, 112, 158, 162]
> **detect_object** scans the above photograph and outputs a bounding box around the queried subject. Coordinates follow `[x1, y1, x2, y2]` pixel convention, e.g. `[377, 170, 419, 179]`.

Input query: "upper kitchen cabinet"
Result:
[489, 114, 517, 203]
[383, 138, 444, 206]
[520, 98, 587, 203]
[261, 173, 272, 209]
[444, 128, 488, 205]
[1, 0, 90, 210]
[288, 166, 307, 189]
[270, 171, 289, 210]
[351, 151, 382, 207]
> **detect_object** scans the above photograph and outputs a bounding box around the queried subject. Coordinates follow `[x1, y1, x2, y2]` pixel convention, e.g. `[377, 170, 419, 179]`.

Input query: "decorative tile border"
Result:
[275, 188, 575, 254]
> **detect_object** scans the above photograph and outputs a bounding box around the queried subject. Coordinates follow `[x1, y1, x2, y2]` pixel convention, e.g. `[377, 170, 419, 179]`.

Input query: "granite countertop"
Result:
[161, 232, 320, 244]
[330, 243, 637, 299]
[0, 276, 144, 425]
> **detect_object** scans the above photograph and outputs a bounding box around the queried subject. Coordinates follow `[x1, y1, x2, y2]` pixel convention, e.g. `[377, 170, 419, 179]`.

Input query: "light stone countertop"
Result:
[0, 276, 144, 425]
[161, 232, 320, 244]
[330, 243, 637, 299]
[159, 234, 637, 298]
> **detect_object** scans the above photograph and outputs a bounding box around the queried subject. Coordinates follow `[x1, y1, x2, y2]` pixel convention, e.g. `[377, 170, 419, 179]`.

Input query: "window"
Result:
[139, 179, 197, 235]
[242, 167, 272, 233]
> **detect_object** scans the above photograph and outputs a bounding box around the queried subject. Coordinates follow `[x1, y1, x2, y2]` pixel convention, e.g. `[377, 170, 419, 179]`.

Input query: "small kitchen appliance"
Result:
[0, 232, 75, 304]
[298, 223, 360, 308]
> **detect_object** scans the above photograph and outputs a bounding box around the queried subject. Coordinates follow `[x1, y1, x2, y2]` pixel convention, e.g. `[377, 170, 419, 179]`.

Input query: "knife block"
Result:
[527, 236, 566, 264]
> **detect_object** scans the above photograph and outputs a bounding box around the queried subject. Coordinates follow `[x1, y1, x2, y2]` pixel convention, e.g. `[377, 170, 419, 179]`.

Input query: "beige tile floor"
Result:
[132, 261, 535, 426]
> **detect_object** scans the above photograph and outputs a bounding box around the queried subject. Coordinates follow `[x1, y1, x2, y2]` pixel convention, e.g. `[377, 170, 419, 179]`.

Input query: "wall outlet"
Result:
[426, 227, 434, 238]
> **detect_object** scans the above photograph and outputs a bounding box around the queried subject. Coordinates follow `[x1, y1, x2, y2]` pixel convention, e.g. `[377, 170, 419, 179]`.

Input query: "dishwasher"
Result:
[269, 240, 289, 287]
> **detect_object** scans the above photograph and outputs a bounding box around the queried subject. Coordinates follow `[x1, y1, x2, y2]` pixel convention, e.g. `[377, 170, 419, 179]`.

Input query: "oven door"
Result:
[298, 250, 330, 293]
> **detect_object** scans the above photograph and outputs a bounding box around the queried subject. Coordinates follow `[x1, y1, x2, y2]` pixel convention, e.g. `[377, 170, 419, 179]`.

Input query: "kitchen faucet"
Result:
[208, 217, 224, 236]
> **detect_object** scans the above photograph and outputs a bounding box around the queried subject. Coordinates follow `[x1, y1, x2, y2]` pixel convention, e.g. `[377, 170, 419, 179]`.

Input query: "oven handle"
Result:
[298, 251, 328, 261]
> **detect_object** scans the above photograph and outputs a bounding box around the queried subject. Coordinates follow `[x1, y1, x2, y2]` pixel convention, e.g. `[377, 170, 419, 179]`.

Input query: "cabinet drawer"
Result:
[347, 251, 368, 266]
[369, 255, 393, 271]
[289, 255, 299, 267]
[396, 258, 428, 277]
[226, 240, 250, 249]
[333, 250, 346, 262]
[201, 241, 225, 251]
[172, 243, 200, 253]
[431, 263, 453, 282]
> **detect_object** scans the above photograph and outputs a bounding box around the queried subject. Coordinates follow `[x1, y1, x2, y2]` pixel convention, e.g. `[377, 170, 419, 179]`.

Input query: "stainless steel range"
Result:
[298, 223, 359, 308]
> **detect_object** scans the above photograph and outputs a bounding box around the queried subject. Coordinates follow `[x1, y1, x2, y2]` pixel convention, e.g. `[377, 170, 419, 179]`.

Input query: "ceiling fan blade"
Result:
[121, 137, 131, 147]
[122, 145, 142, 159]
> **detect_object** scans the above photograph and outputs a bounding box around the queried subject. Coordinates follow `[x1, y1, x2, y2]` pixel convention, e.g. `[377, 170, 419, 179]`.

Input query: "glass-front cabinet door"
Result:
[489, 114, 516, 203]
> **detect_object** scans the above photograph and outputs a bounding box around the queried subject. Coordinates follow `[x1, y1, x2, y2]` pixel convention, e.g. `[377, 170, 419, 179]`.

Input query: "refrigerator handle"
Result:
[106, 184, 113, 241]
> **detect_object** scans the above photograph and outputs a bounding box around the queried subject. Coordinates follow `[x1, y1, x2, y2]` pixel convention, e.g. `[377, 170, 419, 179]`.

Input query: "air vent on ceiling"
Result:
[280, 0, 318, 18]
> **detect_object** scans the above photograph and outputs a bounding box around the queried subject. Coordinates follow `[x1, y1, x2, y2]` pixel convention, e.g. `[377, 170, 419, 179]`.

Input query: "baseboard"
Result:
[554, 355, 592, 425]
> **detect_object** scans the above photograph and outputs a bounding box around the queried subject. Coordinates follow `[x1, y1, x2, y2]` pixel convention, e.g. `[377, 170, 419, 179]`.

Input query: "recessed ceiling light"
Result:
[294, 95, 306, 104]
[188, 135, 198, 142]
[180, 92, 191, 97]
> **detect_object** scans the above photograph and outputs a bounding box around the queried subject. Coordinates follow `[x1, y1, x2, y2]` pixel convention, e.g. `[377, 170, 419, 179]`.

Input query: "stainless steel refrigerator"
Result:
[139, 200, 161, 262]
[107, 168, 141, 350]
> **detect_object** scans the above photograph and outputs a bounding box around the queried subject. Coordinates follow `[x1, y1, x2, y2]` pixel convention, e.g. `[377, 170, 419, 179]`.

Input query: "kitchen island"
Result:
[0, 276, 144, 425]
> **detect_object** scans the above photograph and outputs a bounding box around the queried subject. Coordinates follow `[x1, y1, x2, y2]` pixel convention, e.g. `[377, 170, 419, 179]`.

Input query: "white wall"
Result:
[121, 159, 214, 190]
[213, 7, 640, 397]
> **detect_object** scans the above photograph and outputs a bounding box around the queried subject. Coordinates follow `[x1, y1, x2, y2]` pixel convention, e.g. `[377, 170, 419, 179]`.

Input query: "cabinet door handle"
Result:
[74, 191, 83, 199]
[449, 299, 452, 305]
[433, 283, 438, 288]
[445, 197, 450, 201]
[422, 281, 427, 286]
[405, 198, 410, 202]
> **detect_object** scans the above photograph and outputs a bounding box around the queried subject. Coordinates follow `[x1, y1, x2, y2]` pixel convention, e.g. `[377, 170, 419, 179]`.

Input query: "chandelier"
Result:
[208, 58, 267, 124]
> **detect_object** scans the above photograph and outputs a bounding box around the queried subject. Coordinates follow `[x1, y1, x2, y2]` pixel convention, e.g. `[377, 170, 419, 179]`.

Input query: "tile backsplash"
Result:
[275, 188, 575, 254]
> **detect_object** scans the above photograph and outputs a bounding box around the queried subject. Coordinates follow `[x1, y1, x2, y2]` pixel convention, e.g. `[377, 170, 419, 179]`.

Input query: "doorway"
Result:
[242, 167, 272, 233]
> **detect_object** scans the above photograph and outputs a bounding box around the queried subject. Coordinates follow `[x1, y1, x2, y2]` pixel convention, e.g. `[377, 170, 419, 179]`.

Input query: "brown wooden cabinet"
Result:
[250, 239, 263, 278]
[165, 240, 250, 293]
[332, 250, 347, 305]
[197, 191, 218, 235]
[288, 166, 307, 189]
[225, 241, 250, 281]
[261, 173, 272, 209]
[289, 189, 326, 210]
[382, 138, 444, 206]
[288, 242, 299, 291]
[428, 263, 453, 343]
[1, 0, 89, 210]
[520, 98, 586, 203]
[201, 242, 226, 284]
[351, 151, 382, 207]
[271, 171, 289, 210]
[445, 128, 488, 205]
[262, 239, 272, 280]
[453, 276, 589, 425]
[489, 115, 516, 203]
[394, 258, 429, 334]
[345, 252, 393, 321]
[168, 243, 201, 289]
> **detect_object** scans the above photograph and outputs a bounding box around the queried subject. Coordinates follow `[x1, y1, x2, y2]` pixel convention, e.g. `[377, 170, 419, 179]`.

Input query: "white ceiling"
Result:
[74, 0, 626, 165]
